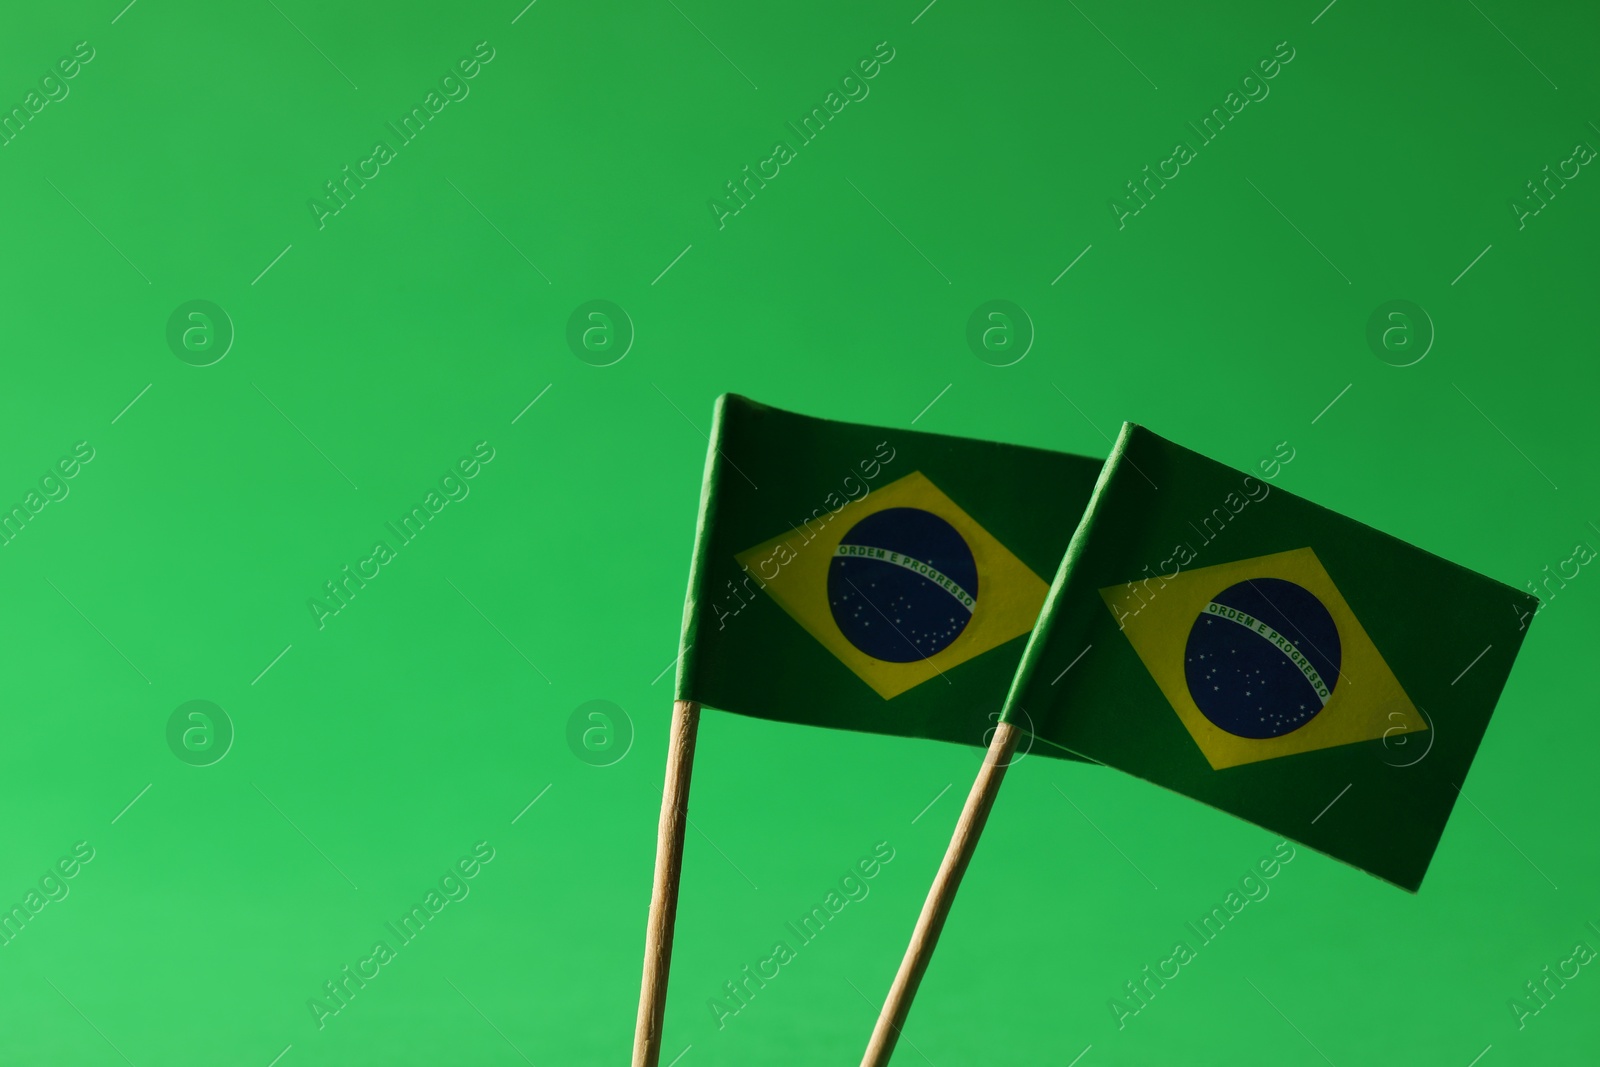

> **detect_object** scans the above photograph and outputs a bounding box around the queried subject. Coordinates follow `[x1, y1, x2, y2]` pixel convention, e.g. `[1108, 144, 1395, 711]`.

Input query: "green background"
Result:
[0, 0, 1593, 1064]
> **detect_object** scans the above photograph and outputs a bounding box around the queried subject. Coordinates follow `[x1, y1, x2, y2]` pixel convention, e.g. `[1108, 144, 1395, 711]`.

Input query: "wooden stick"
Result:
[632, 699, 701, 1067]
[860, 720, 1021, 1067]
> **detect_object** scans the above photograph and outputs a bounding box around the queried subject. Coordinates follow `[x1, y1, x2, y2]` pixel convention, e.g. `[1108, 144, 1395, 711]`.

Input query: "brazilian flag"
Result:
[1003, 424, 1539, 890]
[676, 395, 1102, 751]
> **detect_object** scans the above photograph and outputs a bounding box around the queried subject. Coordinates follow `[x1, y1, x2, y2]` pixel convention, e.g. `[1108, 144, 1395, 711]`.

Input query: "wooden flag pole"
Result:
[633, 699, 701, 1067]
[860, 720, 1022, 1067]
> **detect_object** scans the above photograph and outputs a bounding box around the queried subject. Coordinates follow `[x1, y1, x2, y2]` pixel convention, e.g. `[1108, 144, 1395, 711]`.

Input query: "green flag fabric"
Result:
[1004, 423, 1539, 891]
[676, 394, 1103, 753]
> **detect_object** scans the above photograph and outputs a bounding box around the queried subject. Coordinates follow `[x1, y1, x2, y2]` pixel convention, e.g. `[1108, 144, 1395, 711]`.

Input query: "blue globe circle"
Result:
[1184, 578, 1341, 739]
[828, 508, 978, 663]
